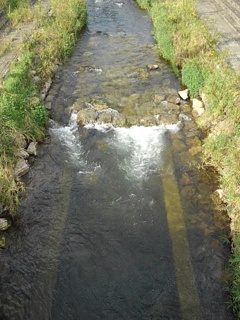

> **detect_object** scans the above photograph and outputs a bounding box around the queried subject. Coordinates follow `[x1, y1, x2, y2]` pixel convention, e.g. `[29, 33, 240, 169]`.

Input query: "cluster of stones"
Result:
[71, 87, 205, 128]
[0, 139, 38, 248]
[0, 218, 11, 248]
[14, 139, 38, 178]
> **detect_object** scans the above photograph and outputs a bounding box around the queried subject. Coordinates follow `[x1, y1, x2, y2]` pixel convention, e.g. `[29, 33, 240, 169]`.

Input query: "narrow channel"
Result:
[0, 0, 235, 319]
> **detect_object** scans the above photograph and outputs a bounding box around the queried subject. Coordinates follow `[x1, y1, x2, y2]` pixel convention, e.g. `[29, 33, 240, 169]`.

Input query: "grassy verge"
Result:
[136, 0, 240, 316]
[0, 0, 86, 216]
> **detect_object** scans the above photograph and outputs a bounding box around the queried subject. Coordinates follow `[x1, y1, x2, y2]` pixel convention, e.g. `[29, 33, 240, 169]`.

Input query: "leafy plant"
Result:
[31, 104, 48, 127]
[182, 60, 204, 98]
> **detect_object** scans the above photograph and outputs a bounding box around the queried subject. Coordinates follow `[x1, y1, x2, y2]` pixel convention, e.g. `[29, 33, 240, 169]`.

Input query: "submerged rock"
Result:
[77, 109, 97, 125]
[126, 116, 141, 126]
[147, 64, 159, 70]
[160, 113, 178, 124]
[186, 136, 201, 147]
[154, 94, 165, 103]
[112, 114, 126, 127]
[0, 236, 5, 248]
[172, 139, 186, 153]
[98, 112, 112, 124]
[27, 142, 38, 156]
[139, 116, 157, 126]
[0, 218, 11, 231]
[192, 98, 204, 116]
[188, 146, 202, 156]
[180, 173, 192, 186]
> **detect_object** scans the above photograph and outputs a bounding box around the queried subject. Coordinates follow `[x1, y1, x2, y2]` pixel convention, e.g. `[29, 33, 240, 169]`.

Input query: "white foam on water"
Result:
[50, 117, 180, 180]
[110, 123, 180, 181]
[49, 118, 103, 174]
[84, 123, 114, 133]
[50, 122, 84, 165]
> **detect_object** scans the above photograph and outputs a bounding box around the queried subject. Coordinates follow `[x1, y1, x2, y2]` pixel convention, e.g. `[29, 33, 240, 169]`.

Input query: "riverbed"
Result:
[0, 0, 235, 319]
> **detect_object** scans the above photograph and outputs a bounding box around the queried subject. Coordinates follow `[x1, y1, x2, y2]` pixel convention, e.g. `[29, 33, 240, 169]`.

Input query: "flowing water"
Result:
[0, 0, 236, 319]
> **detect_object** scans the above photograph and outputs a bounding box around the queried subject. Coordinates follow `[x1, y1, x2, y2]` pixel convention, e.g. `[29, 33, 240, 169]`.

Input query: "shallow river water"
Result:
[0, 0, 236, 319]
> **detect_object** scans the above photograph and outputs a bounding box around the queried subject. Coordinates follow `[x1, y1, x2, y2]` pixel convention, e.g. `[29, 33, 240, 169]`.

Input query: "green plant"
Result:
[203, 66, 238, 117]
[151, 2, 177, 73]
[182, 60, 204, 98]
[31, 104, 48, 127]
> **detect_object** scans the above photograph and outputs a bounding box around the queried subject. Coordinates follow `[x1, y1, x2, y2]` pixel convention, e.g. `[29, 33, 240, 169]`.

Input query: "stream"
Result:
[0, 0, 236, 319]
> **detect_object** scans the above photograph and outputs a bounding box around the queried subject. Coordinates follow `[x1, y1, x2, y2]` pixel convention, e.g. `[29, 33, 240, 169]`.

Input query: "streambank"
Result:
[135, 0, 240, 316]
[0, 0, 86, 244]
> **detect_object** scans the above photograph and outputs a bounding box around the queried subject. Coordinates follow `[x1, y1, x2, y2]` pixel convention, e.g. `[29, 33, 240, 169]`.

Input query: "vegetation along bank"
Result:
[0, 0, 86, 238]
[136, 0, 240, 316]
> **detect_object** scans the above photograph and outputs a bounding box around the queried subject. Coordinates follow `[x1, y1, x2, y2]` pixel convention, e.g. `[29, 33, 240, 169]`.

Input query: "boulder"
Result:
[126, 116, 140, 126]
[92, 102, 108, 111]
[16, 148, 29, 159]
[139, 116, 157, 126]
[14, 159, 30, 177]
[98, 112, 112, 124]
[178, 89, 189, 100]
[71, 100, 84, 112]
[192, 98, 204, 116]
[27, 142, 38, 156]
[159, 113, 178, 124]
[112, 114, 126, 127]
[77, 109, 97, 126]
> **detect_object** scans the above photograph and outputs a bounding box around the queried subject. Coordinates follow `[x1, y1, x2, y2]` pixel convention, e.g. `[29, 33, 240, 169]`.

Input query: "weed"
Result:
[182, 60, 205, 98]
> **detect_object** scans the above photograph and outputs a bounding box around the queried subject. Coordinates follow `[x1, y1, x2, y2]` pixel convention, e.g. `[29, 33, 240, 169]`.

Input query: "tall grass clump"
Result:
[0, 0, 28, 13]
[22, 0, 87, 82]
[150, 1, 177, 73]
[181, 59, 205, 98]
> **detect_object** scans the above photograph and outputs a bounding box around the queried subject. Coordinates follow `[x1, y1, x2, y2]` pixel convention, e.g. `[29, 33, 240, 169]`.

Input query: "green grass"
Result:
[0, 0, 86, 215]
